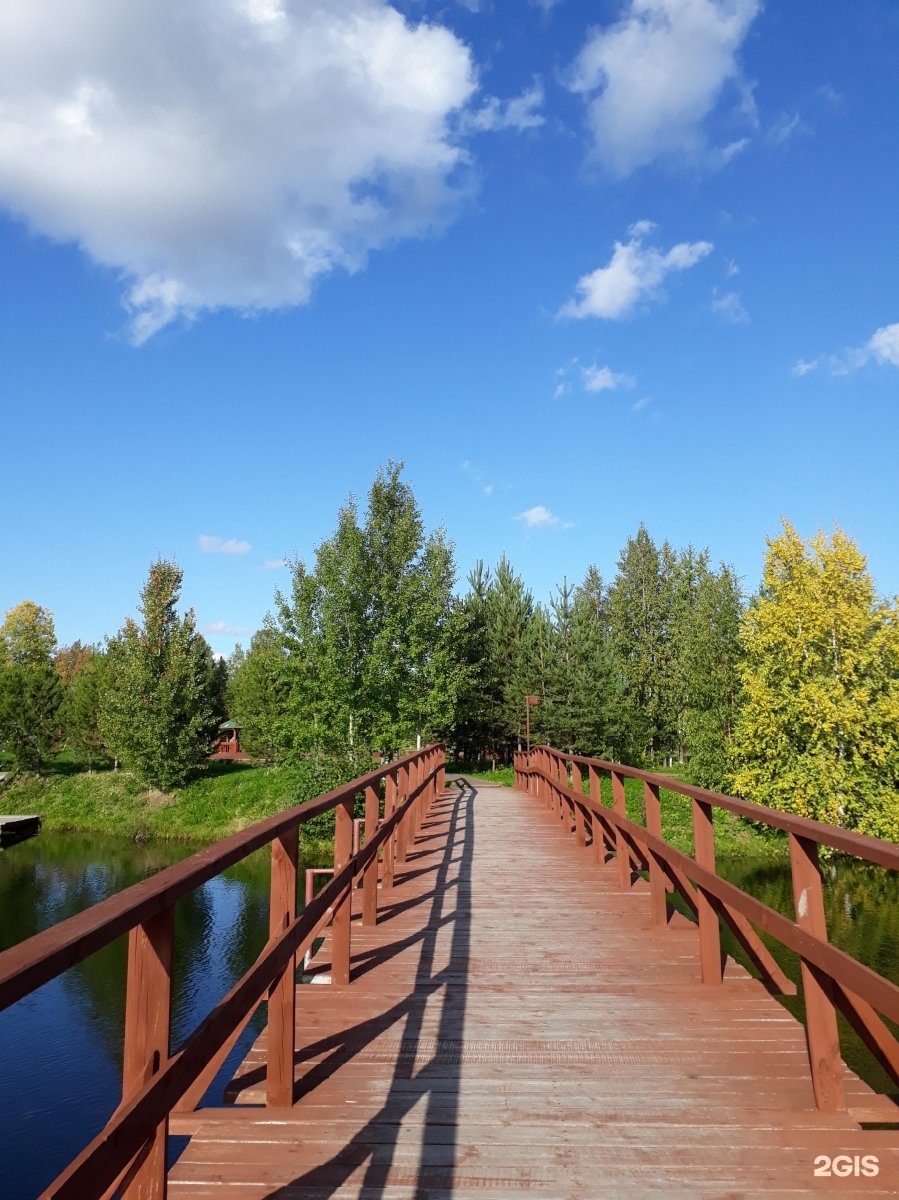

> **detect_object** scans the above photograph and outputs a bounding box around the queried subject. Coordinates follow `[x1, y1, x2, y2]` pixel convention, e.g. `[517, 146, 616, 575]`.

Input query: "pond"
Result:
[0, 833, 896, 1197]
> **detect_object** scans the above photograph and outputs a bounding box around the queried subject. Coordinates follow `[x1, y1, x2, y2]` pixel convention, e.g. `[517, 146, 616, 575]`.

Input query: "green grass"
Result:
[447, 760, 516, 788]
[0, 759, 346, 854]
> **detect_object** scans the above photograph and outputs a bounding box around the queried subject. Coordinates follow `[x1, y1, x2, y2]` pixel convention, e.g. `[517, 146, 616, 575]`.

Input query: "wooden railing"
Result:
[0, 744, 445, 1199]
[514, 746, 899, 1115]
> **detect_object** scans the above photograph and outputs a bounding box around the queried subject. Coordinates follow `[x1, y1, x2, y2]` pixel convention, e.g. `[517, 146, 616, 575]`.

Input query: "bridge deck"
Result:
[168, 778, 898, 1198]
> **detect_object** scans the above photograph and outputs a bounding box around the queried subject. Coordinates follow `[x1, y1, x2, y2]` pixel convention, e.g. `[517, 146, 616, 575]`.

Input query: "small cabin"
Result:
[210, 720, 249, 761]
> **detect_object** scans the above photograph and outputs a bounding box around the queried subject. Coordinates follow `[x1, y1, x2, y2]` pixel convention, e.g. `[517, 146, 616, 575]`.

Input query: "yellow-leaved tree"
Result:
[729, 521, 899, 840]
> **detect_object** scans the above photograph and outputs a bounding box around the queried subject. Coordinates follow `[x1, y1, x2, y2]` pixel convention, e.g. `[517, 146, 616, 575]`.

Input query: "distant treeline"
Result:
[2, 462, 897, 840]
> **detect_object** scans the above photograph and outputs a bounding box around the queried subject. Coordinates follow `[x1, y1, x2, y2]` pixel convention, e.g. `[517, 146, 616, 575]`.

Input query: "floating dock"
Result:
[0, 814, 41, 847]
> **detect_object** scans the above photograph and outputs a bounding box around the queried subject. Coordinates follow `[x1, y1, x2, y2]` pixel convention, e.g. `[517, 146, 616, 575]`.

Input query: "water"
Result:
[0, 832, 275, 1199]
[0, 836, 897, 1197]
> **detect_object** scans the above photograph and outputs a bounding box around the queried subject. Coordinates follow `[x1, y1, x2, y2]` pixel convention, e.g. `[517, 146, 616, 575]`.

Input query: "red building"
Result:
[210, 720, 249, 761]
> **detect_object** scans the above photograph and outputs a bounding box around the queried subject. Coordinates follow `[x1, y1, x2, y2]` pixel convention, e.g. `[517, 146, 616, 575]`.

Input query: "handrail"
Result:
[0, 743, 445, 1200]
[514, 746, 899, 1117]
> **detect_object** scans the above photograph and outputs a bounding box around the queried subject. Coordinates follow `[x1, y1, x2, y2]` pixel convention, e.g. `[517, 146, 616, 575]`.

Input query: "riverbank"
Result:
[0, 760, 347, 851]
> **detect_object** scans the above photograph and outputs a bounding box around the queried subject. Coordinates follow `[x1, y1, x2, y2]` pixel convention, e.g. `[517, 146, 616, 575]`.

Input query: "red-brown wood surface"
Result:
[168, 778, 899, 1199]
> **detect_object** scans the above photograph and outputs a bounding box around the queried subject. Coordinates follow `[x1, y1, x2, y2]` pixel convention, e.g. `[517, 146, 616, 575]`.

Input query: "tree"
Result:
[682, 565, 743, 791]
[100, 560, 220, 790]
[62, 648, 108, 771]
[607, 526, 669, 764]
[273, 462, 461, 762]
[1, 601, 57, 667]
[228, 629, 291, 759]
[729, 521, 899, 839]
[0, 601, 62, 771]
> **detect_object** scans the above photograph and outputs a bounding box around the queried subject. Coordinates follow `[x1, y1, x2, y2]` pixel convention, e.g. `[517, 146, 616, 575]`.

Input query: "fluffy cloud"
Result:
[202, 620, 252, 636]
[559, 220, 713, 320]
[464, 83, 545, 133]
[869, 323, 899, 367]
[566, 0, 761, 177]
[198, 535, 252, 555]
[516, 505, 571, 529]
[0, 1, 476, 342]
[582, 364, 636, 392]
[711, 288, 748, 324]
[792, 322, 899, 377]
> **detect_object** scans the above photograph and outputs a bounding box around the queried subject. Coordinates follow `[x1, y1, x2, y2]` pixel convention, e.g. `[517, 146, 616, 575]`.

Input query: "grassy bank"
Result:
[0, 759, 349, 853]
[450, 759, 787, 863]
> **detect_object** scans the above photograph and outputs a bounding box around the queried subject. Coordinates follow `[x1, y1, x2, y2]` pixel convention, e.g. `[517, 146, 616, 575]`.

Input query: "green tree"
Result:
[730, 521, 899, 839]
[63, 648, 108, 771]
[608, 525, 668, 764]
[100, 560, 220, 790]
[274, 462, 460, 762]
[0, 601, 62, 771]
[228, 629, 291, 759]
[682, 564, 743, 790]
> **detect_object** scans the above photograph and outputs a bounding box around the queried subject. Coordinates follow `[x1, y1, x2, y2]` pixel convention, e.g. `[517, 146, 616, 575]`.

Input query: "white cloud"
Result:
[869, 323, 899, 367]
[198, 535, 252, 556]
[725, 257, 740, 277]
[566, 0, 762, 177]
[792, 322, 899, 377]
[516, 505, 571, 529]
[582, 364, 636, 392]
[791, 357, 820, 378]
[766, 111, 811, 146]
[711, 288, 748, 324]
[559, 220, 713, 320]
[464, 82, 545, 133]
[202, 620, 252, 637]
[263, 558, 288, 570]
[0, 1, 476, 342]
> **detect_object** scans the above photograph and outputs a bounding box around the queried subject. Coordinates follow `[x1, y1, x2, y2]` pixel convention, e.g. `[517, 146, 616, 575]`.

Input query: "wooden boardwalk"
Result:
[168, 778, 898, 1199]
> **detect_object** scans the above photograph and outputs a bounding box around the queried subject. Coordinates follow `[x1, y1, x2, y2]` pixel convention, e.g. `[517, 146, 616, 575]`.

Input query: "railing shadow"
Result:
[266, 776, 476, 1198]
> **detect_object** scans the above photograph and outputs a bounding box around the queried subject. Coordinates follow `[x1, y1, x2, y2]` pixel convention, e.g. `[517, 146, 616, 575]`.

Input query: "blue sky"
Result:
[1, 0, 897, 657]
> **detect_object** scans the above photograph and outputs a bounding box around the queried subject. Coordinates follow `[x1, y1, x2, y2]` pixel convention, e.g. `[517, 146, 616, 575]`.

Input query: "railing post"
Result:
[361, 782, 380, 927]
[789, 832, 846, 1111]
[120, 907, 173, 1200]
[588, 765, 606, 863]
[383, 770, 396, 888]
[572, 762, 586, 847]
[267, 827, 298, 1106]
[611, 769, 631, 889]
[396, 762, 410, 864]
[437, 748, 445, 795]
[692, 799, 723, 984]
[331, 797, 353, 986]
[644, 782, 667, 927]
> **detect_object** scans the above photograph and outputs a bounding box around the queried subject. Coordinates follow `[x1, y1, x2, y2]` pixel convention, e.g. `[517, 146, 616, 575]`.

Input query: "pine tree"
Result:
[100, 560, 220, 790]
[228, 628, 291, 760]
[63, 649, 108, 771]
[729, 521, 899, 839]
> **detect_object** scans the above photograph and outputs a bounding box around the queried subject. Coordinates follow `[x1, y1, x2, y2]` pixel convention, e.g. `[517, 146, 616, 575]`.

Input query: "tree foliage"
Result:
[729, 521, 899, 838]
[100, 560, 220, 790]
[0, 601, 62, 771]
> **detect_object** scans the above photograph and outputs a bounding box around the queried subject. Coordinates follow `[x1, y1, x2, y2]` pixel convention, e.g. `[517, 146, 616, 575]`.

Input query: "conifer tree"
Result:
[730, 521, 899, 839]
[63, 648, 108, 771]
[100, 560, 219, 789]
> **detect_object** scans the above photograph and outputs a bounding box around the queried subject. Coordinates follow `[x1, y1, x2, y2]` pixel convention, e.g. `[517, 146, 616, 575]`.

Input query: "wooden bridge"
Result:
[1, 745, 898, 1198]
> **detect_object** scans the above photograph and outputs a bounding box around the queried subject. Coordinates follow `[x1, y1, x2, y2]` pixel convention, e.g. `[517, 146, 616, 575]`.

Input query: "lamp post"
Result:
[525, 694, 538, 753]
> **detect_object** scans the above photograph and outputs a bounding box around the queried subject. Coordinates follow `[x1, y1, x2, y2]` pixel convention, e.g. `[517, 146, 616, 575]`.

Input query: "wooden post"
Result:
[789, 832, 846, 1111]
[267, 827, 297, 1106]
[644, 782, 667, 928]
[362, 783, 380, 927]
[331, 798, 353, 987]
[572, 762, 586, 847]
[692, 799, 722, 984]
[383, 771, 396, 888]
[396, 763, 409, 864]
[611, 770, 630, 890]
[120, 907, 174, 1200]
[588, 765, 605, 863]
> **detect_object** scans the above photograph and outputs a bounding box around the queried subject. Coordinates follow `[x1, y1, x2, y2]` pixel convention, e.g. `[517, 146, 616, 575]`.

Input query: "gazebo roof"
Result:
[218, 720, 241, 731]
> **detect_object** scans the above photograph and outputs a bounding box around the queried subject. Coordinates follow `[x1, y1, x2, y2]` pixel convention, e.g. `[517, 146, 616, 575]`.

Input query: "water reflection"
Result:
[0, 832, 275, 1198]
